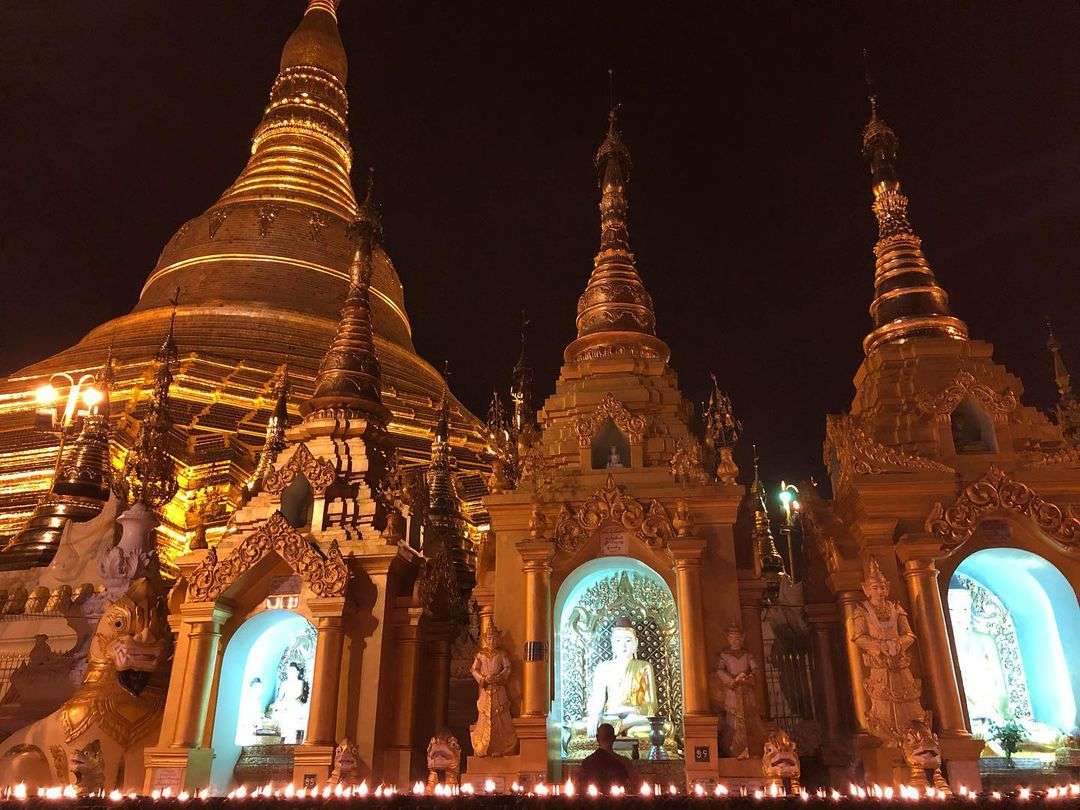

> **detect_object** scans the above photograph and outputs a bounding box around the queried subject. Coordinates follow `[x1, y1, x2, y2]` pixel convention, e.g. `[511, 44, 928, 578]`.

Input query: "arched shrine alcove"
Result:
[591, 419, 630, 470]
[553, 557, 683, 761]
[950, 397, 998, 454]
[209, 610, 317, 792]
[947, 548, 1080, 763]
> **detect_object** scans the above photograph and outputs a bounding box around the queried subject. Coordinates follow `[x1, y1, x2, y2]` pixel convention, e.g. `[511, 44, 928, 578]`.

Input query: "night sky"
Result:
[3, 2, 1079, 488]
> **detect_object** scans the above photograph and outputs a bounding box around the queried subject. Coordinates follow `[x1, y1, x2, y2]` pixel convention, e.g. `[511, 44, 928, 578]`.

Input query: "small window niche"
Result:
[950, 397, 998, 454]
[280, 474, 315, 529]
[591, 419, 631, 470]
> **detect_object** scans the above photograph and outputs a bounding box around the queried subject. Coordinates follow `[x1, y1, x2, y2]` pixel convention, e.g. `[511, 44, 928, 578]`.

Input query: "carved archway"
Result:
[915, 371, 1018, 418]
[264, 443, 337, 496]
[574, 393, 647, 448]
[925, 466, 1080, 554]
[553, 474, 674, 554]
[188, 511, 349, 601]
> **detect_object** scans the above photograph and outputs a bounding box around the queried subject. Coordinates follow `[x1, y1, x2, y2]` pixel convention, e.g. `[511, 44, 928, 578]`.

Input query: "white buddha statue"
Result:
[606, 446, 624, 469]
[584, 618, 656, 738]
[949, 588, 1008, 731]
[267, 662, 310, 744]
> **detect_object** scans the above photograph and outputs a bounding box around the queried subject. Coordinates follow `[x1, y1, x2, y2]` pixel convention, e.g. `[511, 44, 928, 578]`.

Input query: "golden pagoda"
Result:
[0, 0, 488, 567]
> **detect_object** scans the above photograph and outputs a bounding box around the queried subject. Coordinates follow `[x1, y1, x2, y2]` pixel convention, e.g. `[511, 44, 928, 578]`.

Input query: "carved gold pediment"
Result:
[188, 511, 349, 601]
[824, 414, 952, 494]
[925, 465, 1080, 552]
[264, 443, 337, 495]
[915, 371, 1018, 417]
[553, 474, 674, 553]
[574, 392, 647, 448]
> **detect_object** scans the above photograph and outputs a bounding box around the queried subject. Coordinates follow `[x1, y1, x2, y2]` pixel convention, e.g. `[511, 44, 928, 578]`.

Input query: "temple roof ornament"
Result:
[510, 310, 535, 434]
[248, 365, 291, 491]
[1046, 321, 1080, 444]
[564, 107, 669, 365]
[824, 413, 953, 495]
[113, 308, 179, 509]
[552, 474, 674, 554]
[913, 370, 1018, 417]
[574, 392, 647, 447]
[925, 465, 1080, 552]
[263, 443, 337, 496]
[748, 448, 785, 596]
[187, 511, 349, 601]
[859, 87, 968, 356]
[427, 389, 460, 522]
[302, 173, 389, 422]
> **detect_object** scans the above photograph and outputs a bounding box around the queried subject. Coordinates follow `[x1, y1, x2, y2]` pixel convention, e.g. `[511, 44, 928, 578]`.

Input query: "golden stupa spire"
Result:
[249, 365, 291, 491]
[860, 62, 968, 355]
[302, 171, 389, 421]
[564, 83, 669, 365]
[748, 445, 785, 599]
[216, 0, 356, 219]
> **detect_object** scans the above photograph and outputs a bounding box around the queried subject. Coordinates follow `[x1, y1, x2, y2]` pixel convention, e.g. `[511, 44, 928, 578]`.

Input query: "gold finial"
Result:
[302, 204, 387, 420]
[858, 75, 968, 356]
[564, 96, 668, 365]
[306, 0, 340, 20]
[1046, 318, 1073, 397]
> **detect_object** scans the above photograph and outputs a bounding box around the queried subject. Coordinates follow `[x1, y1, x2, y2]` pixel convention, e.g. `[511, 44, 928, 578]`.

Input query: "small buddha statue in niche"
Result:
[606, 446, 625, 469]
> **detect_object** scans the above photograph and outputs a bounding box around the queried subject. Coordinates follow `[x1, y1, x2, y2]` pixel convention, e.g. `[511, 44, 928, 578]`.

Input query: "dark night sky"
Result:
[2, 1, 1079, 487]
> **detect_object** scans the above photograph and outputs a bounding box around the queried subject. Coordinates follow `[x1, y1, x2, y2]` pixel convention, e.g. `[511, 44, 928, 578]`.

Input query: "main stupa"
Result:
[0, 0, 488, 564]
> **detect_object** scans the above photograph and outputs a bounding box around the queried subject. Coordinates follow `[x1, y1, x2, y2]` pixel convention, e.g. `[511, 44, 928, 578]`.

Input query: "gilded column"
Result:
[899, 547, 969, 736]
[306, 614, 346, 745]
[669, 538, 709, 714]
[836, 586, 870, 735]
[172, 607, 228, 747]
[517, 540, 554, 717]
[389, 605, 424, 761]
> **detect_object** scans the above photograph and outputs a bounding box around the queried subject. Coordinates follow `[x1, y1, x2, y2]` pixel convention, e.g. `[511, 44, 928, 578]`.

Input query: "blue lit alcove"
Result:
[552, 556, 682, 759]
[947, 548, 1080, 749]
[209, 610, 316, 793]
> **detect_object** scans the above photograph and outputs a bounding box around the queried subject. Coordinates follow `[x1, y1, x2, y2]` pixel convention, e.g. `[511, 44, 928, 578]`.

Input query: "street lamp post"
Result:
[34, 372, 101, 493]
[777, 481, 801, 582]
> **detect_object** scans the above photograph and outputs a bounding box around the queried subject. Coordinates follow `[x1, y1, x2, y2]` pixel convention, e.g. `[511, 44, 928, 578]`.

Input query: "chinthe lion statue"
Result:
[902, 720, 952, 795]
[425, 729, 461, 790]
[762, 728, 801, 793]
[0, 578, 170, 792]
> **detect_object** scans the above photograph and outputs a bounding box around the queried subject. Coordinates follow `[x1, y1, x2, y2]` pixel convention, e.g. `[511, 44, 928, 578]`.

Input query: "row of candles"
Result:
[1, 782, 1078, 803]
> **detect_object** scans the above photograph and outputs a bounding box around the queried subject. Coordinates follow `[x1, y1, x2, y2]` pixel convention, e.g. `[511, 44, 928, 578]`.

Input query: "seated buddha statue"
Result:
[567, 618, 674, 755]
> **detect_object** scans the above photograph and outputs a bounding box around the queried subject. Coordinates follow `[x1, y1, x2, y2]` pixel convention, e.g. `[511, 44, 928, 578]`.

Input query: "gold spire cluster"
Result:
[749, 449, 785, 601]
[861, 98, 968, 355]
[114, 319, 180, 509]
[564, 108, 669, 364]
[249, 366, 291, 491]
[302, 175, 389, 421]
[217, 0, 356, 219]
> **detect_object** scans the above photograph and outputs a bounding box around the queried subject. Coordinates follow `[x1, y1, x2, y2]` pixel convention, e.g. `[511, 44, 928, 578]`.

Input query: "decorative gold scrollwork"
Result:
[263, 443, 337, 495]
[188, 511, 349, 601]
[553, 474, 674, 553]
[915, 371, 1018, 417]
[925, 465, 1080, 551]
[825, 414, 952, 494]
[574, 392, 647, 448]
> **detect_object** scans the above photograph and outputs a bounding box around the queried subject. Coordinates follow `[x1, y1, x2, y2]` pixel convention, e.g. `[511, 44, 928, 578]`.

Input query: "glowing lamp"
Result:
[778, 489, 793, 507]
[81, 386, 103, 408]
[35, 384, 59, 405]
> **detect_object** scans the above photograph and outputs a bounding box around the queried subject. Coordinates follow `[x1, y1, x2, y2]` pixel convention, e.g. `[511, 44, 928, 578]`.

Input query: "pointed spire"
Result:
[510, 310, 534, 432]
[428, 384, 459, 521]
[748, 445, 785, 597]
[859, 63, 968, 355]
[564, 97, 669, 365]
[302, 170, 388, 422]
[249, 365, 291, 490]
[217, 0, 355, 219]
[1046, 320, 1080, 444]
[114, 319, 179, 508]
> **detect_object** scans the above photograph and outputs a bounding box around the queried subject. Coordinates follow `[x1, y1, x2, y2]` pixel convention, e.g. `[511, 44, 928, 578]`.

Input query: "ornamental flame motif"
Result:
[188, 511, 349, 601]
